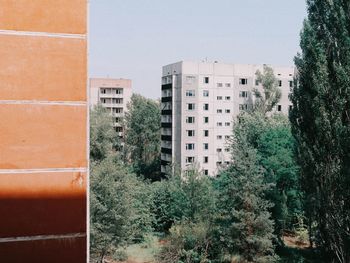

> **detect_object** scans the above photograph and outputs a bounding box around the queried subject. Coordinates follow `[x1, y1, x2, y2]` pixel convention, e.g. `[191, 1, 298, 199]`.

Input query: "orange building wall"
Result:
[0, 1, 87, 262]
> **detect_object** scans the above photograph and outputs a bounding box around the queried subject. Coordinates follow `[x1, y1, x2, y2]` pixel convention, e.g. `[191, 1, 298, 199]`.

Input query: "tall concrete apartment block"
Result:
[0, 1, 87, 262]
[90, 78, 132, 137]
[161, 61, 294, 176]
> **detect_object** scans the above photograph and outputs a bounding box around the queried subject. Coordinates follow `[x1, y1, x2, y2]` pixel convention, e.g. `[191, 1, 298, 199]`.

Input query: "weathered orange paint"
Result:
[0, 34, 87, 101]
[0, 1, 87, 261]
[0, 104, 87, 169]
[0, 0, 86, 34]
[0, 172, 86, 198]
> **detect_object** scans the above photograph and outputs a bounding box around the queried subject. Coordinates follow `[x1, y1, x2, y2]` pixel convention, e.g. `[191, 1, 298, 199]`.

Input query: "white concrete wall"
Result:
[161, 61, 295, 176]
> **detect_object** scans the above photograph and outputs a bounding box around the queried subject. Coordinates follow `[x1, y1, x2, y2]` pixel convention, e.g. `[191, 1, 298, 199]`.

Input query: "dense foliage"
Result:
[254, 65, 282, 113]
[290, 0, 350, 262]
[90, 106, 153, 263]
[215, 121, 278, 263]
[90, 68, 309, 262]
[124, 94, 161, 180]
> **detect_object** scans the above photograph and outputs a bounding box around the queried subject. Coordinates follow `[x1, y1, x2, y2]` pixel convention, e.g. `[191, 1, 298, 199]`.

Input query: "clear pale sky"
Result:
[89, 0, 307, 99]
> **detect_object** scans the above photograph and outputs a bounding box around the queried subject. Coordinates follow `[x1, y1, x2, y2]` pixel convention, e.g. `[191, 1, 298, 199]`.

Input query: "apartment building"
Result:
[161, 61, 295, 176]
[90, 78, 132, 137]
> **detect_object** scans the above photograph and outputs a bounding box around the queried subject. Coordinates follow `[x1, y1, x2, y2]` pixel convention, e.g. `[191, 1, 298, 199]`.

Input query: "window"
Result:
[217, 148, 222, 153]
[217, 109, 222, 113]
[204, 156, 209, 163]
[225, 135, 230, 140]
[225, 96, 231, 100]
[217, 135, 222, 140]
[204, 130, 209, 137]
[277, 105, 282, 111]
[203, 103, 209, 110]
[217, 96, 223, 100]
[186, 156, 195, 164]
[217, 122, 222, 127]
[203, 143, 209, 150]
[204, 77, 209, 84]
[216, 161, 222, 166]
[239, 104, 248, 111]
[116, 88, 123, 94]
[204, 170, 209, 175]
[225, 148, 230, 152]
[186, 143, 195, 150]
[278, 80, 282, 87]
[115, 117, 121, 123]
[115, 108, 123, 113]
[185, 75, 196, 84]
[203, 90, 209, 97]
[225, 122, 231, 126]
[101, 98, 106, 103]
[204, 117, 209, 123]
[115, 98, 123, 104]
[255, 79, 259, 86]
[239, 91, 248, 98]
[101, 89, 106, 94]
[225, 109, 231, 113]
[289, 80, 293, 88]
[187, 130, 195, 137]
[239, 78, 248, 85]
[186, 116, 195, 123]
[225, 83, 231, 87]
[217, 83, 223, 87]
[186, 90, 195, 97]
[187, 103, 195, 110]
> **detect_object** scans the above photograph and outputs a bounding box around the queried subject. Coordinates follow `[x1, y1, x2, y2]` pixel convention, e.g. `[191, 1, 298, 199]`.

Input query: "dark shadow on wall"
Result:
[0, 195, 86, 263]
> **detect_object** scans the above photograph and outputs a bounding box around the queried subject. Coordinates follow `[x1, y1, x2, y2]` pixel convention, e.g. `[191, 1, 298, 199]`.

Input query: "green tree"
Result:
[155, 167, 217, 262]
[90, 105, 153, 262]
[254, 65, 282, 114]
[124, 94, 161, 180]
[290, 0, 350, 261]
[217, 120, 278, 262]
[157, 221, 212, 263]
[90, 157, 133, 262]
[232, 112, 302, 241]
[90, 105, 119, 162]
[151, 166, 216, 233]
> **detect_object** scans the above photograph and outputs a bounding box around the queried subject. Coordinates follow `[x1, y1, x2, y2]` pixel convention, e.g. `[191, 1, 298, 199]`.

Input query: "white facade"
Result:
[89, 78, 132, 138]
[161, 61, 295, 176]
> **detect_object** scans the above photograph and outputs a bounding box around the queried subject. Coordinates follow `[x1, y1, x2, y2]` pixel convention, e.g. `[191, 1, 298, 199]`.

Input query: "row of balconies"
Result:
[99, 93, 124, 98]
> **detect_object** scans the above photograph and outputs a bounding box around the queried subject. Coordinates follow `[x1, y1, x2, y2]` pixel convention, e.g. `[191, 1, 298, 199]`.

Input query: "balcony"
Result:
[161, 109, 172, 115]
[161, 122, 172, 128]
[161, 97, 172, 103]
[161, 147, 172, 154]
[161, 135, 172, 141]
[161, 159, 171, 166]
[111, 112, 124, 117]
[102, 102, 124, 108]
[161, 83, 172, 90]
[99, 93, 123, 98]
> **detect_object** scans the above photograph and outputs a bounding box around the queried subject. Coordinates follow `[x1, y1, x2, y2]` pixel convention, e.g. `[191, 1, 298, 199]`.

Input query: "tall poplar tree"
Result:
[290, 1, 350, 262]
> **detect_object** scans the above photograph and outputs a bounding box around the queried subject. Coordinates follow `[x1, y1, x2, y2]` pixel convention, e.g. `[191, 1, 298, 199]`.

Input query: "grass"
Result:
[125, 235, 161, 263]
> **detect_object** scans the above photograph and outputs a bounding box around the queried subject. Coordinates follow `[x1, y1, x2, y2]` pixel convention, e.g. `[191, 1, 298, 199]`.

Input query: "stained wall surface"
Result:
[0, 1, 87, 262]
